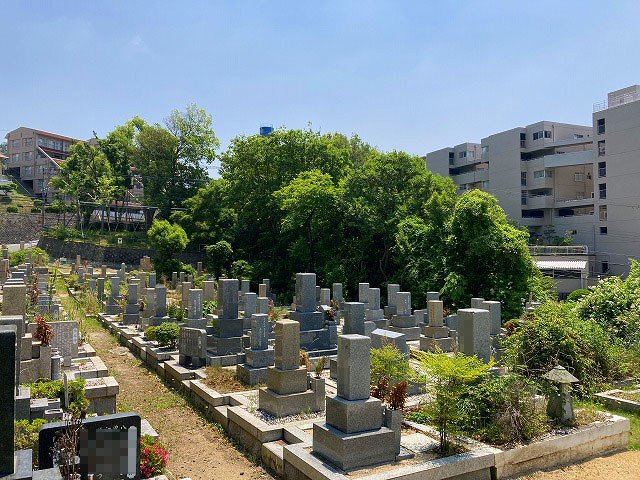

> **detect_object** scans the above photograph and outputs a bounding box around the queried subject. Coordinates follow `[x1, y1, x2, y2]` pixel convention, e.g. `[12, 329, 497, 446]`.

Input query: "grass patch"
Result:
[611, 391, 640, 402]
[202, 366, 261, 393]
[144, 392, 187, 411]
[577, 398, 640, 450]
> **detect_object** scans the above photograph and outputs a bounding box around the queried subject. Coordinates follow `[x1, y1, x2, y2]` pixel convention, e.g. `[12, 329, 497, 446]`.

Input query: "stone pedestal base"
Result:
[386, 325, 421, 341]
[370, 318, 388, 329]
[236, 363, 268, 385]
[299, 327, 335, 352]
[290, 310, 324, 330]
[207, 335, 244, 356]
[267, 366, 307, 394]
[419, 335, 454, 352]
[391, 314, 416, 328]
[245, 348, 274, 368]
[312, 422, 395, 471]
[422, 325, 450, 338]
[258, 378, 325, 417]
[105, 304, 121, 315]
[326, 395, 382, 433]
[179, 354, 206, 368]
[149, 316, 171, 327]
[364, 321, 377, 337]
[383, 305, 396, 318]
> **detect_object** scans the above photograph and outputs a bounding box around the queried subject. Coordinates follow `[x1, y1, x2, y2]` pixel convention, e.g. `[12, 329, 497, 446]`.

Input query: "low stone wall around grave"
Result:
[37, 236, 205, 267]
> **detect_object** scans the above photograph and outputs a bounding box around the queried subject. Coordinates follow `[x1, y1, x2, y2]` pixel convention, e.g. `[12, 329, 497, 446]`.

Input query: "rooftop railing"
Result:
[528, 245, 589, 256]
[593, 90, 640, 112]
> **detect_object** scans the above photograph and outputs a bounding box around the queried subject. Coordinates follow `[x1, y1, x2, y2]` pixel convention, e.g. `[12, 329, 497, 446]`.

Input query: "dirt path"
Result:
[521, 450, 640, 479]
[86, 324, 273, 480]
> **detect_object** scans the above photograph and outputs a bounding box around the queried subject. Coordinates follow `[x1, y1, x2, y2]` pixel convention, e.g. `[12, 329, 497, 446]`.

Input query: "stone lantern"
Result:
[544, 365, 579, 425]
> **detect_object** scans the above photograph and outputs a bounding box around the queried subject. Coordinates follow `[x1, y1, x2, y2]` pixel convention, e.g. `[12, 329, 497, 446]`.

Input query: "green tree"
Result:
[413, 350, 492, 453]
[147, 220, 188, 257]
[134, 104, 218, 216]
[441, 190, 535, 319]
[49, 142, 117, 232]
[274, 170, 340, 271]
[170, 178, 237, 248]
[205, 241, 233, 278]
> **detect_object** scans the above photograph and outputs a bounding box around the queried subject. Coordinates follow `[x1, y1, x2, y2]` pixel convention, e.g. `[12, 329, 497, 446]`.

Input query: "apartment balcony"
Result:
[520, 217, 546, 227]
[452, 168, 489, 185]
[523, 195, 554, 209]
[543, 150, 593, 168]
[525, 175, 554, 189]
[554, 197, 595, 209]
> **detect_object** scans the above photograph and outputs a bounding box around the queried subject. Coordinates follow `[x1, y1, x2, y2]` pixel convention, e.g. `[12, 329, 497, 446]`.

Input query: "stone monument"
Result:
[236, 313, 275, 385]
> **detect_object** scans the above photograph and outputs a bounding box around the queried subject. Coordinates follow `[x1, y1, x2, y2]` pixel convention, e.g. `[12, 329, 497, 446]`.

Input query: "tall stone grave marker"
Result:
[420, 300, 454, 352]
[243, 292, 257, 329]
[187, 289, 206, 328]
[384, 283, 400, 318]
[457, 308, 491, 363]
[106, 276, 122, 315]
[388, 291, 420, 340]
[0, 325, 16, 476]
[178, 327, 207, 368]
[366, 287, 386, 328]
[236, 313, 275, 385]
[122, 282, 140, 325]
[290, 273, 335, 352]
[313, 334, 395, 470]
[209, 278, 244, 356]
[258, 319, 324, 416]
[203, 280, 215, 301]
[482, 300, 502, 336]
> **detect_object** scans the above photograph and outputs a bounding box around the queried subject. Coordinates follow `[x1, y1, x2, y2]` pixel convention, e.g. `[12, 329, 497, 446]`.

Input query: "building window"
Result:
[521, 172, 527, 186]
[23, 138, 33, 147]
[482, 180, 489, 189]
[37, 138, 45, 147]
[458, 151, 466, 159]
[597, 118, 605, 135]
[599, 205, 607, 221]
[448, 152, 454, 165]
[10, 139, 20, 148]
[598, 161, 606, 177]
[574, 134, 584, 139]
[598, 140, 606, 156]
[520, 133, 526, 148]
[544, 130, 551, 139]
[36, 179, 44, 190]
[602, 261, 609, 273]
[23, 166, 33, 176]
[481, 145, 489, 154]
[521, 191, 527, 205]
[574, 173, 585, 182]
[600, 226, 608, 235]
[37, 165, 44, 174]
[533, 169, 553, 179]
[24, 152, 33, 162]
[533, 131, 552, 141]
[599, 183, 607, 199]
[11, 153, 20, 163]
[576, 192, 584, 200]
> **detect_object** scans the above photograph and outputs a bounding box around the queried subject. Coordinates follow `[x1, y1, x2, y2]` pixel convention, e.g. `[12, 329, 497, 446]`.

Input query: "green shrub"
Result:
[506, 302, 625, 393]
[205, 241, 233, 277]
[567, 289, 590, 303]
[33, 199, 43, 207]
[148, 220, 188, 257]
[203, 300, 216, 316]
[167, 302, 185, 322]
[145, 326, 158, 341]
[45, 225, 79, 240]
[6, 205, 18, 213]
[154, 322, 179, 348]
[0, 196, 12, 203]
[411, 350, 492, 454]
[9, 248, 49, 267]
[30, 207, 40, 213]
[370, 343, 414, 391]
[231, 259, 252, 280]
[28, 378, 89, 414]
[15, 418, 47, 466]
[460, 374, 548, 444]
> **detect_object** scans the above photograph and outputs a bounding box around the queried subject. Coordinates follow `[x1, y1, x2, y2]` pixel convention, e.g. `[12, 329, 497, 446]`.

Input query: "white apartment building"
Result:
[426, 85, 640, 277]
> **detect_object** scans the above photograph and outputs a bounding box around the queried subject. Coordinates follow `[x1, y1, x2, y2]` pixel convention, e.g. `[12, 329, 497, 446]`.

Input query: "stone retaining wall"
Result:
[0, 213, 66, 244]
[37, 236, 205, 267]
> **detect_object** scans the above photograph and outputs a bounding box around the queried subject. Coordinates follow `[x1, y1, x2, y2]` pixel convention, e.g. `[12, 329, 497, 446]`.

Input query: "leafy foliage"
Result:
[140, 435, 168, 479]
[8, 247, 49, 267]
[148, 220, 188, 258]
[204, 241, 233, 278]
[154, 322, 180, 348]
[28, 378, 89, 414]
[370, 343, 413, 388]
[412, 350, 492, 453]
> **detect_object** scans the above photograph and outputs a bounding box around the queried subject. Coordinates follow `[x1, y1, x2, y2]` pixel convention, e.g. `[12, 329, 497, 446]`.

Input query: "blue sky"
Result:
[4, 1, 640, 174]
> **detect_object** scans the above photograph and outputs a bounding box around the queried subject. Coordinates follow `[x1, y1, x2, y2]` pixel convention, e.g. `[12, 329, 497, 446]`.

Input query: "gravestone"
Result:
[319, 288, 331, 307]
[203, 280, 215, 301]
[122, 282, 140, 325]
[482, 300, 502, 336]
[258, 283, 267, 297]
[332, 283, 344, 310]
[0, 325, 16, 476]
[257, 296, 269, 315]
[0, 316, 22, 392]
[313, 334, 395, 470]
[119, 263, 126, 280]
[150, 285, 170, 326]
[343, 302, 366, 335]
[197, 261, 203, 275]
[181, 281, 191, 310]
[371, 328, 409, 354]
[89, 277, 96, 294]
[148, 272, 156, 288]
[39, 412, 141, 479]
[243, 292, 257, 329]
[238, 279, 250, 311]
[186, 289, 206, 328]
[101, 264, 107, 278]
[457, 308, 491, 363]
[236, 313, 275, 385]
[209, 278, 244, 356]
[2, 284, 26, 318]
[258, 319, 325, 416]
[97, 277, 105, 302]
[420, 300, 454, 352]
[178, 327, 207, 368]
[106, 276, 122, 315]
[366, 287, 386, 328]
[77, 267, 85, 285]
[172, 271, 178, 289]
[358, 283, 370, 307]
[49, 321, 79, 361]
[384, 283, 400, 318]
[388, 291, 420, 340]
[289, 273, 335, 352]
[471, 297, 485, 309]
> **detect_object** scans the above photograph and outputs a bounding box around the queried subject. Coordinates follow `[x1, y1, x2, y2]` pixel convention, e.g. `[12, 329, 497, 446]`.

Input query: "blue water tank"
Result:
[260, 124, 274, 136]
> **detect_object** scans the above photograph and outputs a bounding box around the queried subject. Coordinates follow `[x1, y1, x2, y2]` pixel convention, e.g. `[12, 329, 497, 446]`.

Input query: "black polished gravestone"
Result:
[0, 325, 16, 477]
[39, 412, 141, 480]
